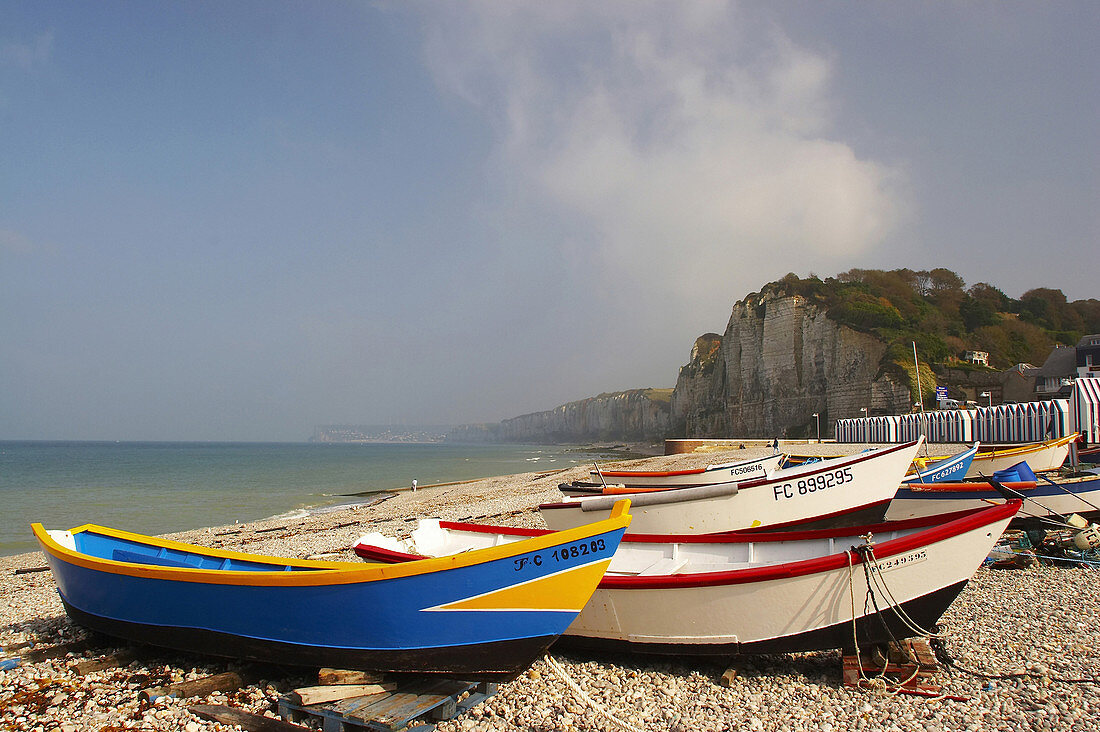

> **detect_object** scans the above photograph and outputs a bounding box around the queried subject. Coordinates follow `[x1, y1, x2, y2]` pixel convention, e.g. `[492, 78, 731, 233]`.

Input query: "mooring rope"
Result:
[846, 538, 933, 697]
[863, 550, 946, 640]
[544, 653, 650, 732]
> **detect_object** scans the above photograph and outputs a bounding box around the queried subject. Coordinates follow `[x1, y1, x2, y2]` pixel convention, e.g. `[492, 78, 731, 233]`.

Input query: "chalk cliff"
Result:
[670, 291, 912, 438]
[448, 290, 914, 443]
[446, 389, 672, 443]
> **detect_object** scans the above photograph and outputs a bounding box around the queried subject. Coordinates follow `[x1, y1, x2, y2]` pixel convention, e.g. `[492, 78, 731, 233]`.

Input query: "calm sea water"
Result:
[0, 441, 618, 557]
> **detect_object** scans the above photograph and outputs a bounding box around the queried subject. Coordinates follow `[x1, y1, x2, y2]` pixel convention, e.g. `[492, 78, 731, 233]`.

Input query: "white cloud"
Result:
[0, 229, 36, 255]
[419, 1, 907, 304]
[1, 31, 53, 69]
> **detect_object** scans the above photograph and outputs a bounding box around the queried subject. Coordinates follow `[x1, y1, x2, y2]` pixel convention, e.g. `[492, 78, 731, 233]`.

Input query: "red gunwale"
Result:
[595, 468, 706, 478]
[356, 501, 1019, 590]
[593, 455, 776, 479]
[901, 480, 1036, 493]
[540, 438, 921, 510]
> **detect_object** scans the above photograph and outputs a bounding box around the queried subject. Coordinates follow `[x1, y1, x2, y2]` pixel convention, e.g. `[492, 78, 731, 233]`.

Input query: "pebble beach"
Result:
[3, 443, 1099, 731]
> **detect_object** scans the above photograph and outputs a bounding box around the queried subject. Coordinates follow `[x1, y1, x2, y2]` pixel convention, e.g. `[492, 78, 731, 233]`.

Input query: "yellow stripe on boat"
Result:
[31, 499, 631, 588]
[429, 559, 613, 613]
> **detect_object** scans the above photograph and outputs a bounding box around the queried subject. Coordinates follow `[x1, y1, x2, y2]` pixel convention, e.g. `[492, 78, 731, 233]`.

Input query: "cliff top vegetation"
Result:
[753, 268, 1099, 402]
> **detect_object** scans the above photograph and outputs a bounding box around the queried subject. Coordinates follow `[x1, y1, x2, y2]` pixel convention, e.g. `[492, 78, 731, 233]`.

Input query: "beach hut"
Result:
[954, 409, 975, 443]
[867, 416, 900, 443]
[835, 418, 855, 443]
[1071, 381, 1100, 445]
[932, 408, 973, 443]
[898, 413, 923, 442]
[973, 406, 997, 444]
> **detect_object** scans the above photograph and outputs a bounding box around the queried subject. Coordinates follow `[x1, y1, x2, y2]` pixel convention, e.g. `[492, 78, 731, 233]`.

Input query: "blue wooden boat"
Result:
[887, 463, 1100, 525]
[32, 500, 631, 680]
[903, 442, 979, 484]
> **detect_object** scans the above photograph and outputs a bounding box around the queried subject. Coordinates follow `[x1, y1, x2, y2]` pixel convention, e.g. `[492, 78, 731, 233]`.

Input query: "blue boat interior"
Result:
[73, 530, 325, 573]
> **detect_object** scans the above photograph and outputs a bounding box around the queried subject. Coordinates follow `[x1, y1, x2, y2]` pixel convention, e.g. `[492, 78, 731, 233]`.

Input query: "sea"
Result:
[0, 441, 624, 558]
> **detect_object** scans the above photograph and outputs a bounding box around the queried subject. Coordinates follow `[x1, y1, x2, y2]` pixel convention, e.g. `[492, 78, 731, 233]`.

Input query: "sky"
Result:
[1, 1, 1098, 441]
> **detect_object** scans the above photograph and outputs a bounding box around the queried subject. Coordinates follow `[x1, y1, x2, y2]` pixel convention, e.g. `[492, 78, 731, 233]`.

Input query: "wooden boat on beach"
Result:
[962, 434, 1077, 478]
[355, 502, 1019, 656]
[903, 442, 978, 484]
[32, 501, 631, 681]
[886, 464, 1100, 525]
[539, 438, 925, 535]
[784, 443, 979, 485]
[560, 453, 784, 496]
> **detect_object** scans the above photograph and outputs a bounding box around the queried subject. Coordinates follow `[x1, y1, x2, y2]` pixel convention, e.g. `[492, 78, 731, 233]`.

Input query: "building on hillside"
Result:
[1076, 334, 1100, 380]
[1034, 345, 1078, 397]
[1001, 363, 1039, 404]
[964, 350, 989, 366]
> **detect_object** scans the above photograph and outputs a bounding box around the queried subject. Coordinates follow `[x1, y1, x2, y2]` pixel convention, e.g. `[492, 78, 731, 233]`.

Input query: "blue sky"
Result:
[2, 1, 1097, 441]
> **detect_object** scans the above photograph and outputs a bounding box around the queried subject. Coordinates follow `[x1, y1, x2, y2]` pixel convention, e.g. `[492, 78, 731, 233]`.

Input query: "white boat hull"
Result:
[562, 506, 1013, 653]
[886, 473, 1100, 522]
[355, 502, 1017, 654]
[540, 438, 924, 535]
[578, 453, 785, 489]
[963, 435, 1076, 478]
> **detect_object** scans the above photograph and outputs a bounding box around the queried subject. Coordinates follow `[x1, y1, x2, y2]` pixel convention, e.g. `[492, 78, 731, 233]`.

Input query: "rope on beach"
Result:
[930, 637, 1100, 685]
[864, 549, 946, 640]
[854, 539, 1100, 689]
[846, 540, 932, 697]
[544, 653, 649, 732]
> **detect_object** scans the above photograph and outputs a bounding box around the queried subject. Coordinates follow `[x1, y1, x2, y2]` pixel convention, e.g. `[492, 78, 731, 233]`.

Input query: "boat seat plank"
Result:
[112, 549, 197, 569]
[637, 557, 689, 576]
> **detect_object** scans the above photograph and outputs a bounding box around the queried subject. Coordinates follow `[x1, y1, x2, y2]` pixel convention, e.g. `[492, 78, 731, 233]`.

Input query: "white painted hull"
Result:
[963, 435, 1076, 478]
[564, 505, 1013, 651]
[886, 473, 1100, 522]
[540, 438, 924, 535]
[579, 453, 784, 489]
[355, 502, 1018, 654]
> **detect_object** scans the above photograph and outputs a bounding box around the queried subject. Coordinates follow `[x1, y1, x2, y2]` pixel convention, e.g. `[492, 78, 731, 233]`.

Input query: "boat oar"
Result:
[976, 491, 1079, 530]
[985, 476, 1079, 528]
[594, 462, 608, 490]
[1038, 473, 1100, 514]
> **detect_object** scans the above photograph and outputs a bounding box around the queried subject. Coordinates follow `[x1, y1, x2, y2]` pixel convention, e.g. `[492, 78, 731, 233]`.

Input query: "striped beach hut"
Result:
[835, 418, 858, 443]
[1071, 379, 1100, 445]
[873, 415, 900, 443]
[933, 408, 973, 443]
[837, 398, 1068, 443]
[898, 413, 924, 442]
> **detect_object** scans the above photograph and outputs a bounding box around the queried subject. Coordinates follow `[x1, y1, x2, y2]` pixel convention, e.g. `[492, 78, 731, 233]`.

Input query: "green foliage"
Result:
[882, 342, 937, 405]
[959, 294, 1000, 331]
[830, 295, 905, 331]
[645, 388, 674, 405]
[764, 268, 1091, 371]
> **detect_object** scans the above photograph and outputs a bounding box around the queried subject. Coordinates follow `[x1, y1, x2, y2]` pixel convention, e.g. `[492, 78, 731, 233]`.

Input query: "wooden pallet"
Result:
[277, 678, 497, 732]
[843, 639, 941, 694]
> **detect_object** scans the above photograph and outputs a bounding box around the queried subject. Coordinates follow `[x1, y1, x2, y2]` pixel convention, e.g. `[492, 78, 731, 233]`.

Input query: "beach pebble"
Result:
[4, 445, 1099, 730]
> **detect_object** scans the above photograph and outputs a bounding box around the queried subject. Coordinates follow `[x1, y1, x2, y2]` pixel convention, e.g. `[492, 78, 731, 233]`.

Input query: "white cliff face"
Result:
[447, 389, 672, 443]
[671, 293, 911, 438]
[449, 292, 913, 444]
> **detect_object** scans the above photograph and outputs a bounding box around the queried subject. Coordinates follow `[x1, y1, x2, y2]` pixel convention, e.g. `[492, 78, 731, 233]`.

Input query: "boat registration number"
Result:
[729, 464, 765, 478]
[514, 538, 608, 571]
[771, 467, 853, 501]
[870, 550, 928, 573]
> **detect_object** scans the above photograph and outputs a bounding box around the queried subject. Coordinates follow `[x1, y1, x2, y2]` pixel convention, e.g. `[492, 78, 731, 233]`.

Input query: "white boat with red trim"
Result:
[354, 501, 1019, 656]
[961, 434, 1077, 478]
[561, 453, 785, 495]
[540, 438, 925, 535]
[887, 464, 1100, 524]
